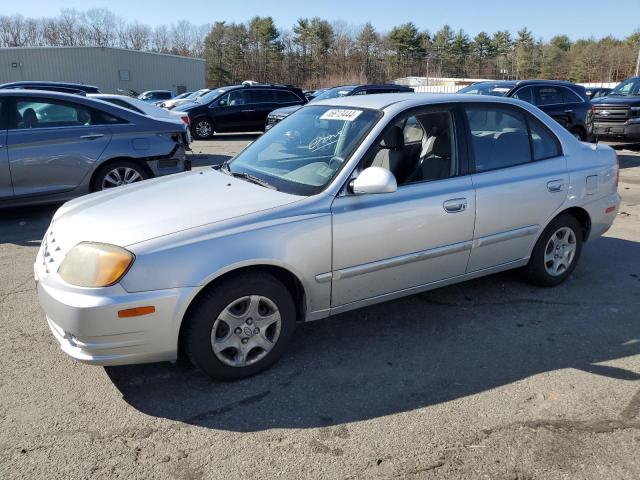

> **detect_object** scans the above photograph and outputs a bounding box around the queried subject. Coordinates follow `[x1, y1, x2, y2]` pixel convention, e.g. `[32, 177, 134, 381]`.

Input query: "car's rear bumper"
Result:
[36, 267, 193, 366]
[593, 122, 640, 140]
[581, 191, 620, 240]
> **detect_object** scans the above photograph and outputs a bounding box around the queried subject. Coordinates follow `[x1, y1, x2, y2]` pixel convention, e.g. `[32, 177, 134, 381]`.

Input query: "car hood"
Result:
[50, 169, 303, 249]
[269, 105, 303, 117]
[592, 96, 640, 106]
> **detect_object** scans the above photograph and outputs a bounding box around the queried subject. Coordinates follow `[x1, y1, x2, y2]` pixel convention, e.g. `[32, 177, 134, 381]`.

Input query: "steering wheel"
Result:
[328, 156, 344, 170]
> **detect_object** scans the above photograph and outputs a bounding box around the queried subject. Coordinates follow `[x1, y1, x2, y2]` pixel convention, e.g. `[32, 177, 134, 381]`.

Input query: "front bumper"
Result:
[593, 122, 640, 140]
[36, 264, 193, 366]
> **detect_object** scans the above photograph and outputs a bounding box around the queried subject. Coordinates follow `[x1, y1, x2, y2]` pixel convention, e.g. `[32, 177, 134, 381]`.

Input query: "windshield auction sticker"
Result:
[320, 109, 363, 121]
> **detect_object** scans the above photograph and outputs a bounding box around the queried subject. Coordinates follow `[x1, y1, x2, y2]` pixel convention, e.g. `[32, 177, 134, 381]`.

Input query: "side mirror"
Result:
[351, 166, 397, 195]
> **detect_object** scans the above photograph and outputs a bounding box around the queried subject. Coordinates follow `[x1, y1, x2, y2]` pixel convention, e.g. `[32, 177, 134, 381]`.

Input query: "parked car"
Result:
[585, 87, 612, 100]
[0, 90, 190, 208]
[591, 77, 640, 142]
[265, 84, 415, 130]
[36, 93, 619, 380]
[154, 91, 192, 106]
[175, 84, 306, 139]
[457, 80, 593, 140]
[138, 90, 173, 103]
[160, 89, 210, 110]
[0, 81, 101, 95]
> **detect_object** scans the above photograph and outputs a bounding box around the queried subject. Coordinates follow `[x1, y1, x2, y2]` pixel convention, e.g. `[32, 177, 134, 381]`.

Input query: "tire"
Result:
[91, 160, 149, 192]
[184, 272, 296, 380]
[192, 118, 214, 140]
[524, 214, 583, 287]
[570, 127, 586, 141]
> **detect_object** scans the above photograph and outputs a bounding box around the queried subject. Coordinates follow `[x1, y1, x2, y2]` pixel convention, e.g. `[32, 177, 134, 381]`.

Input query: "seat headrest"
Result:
[432, 134, 450, 158]
[382, 125, 404, 150]
[23, 108, 38, 128]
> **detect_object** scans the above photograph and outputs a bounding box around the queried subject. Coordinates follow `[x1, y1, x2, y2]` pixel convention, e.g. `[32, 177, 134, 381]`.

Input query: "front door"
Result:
[7, 97, 111, 197]
[330, 106, 476, 307]
[464, 103, 568, 272]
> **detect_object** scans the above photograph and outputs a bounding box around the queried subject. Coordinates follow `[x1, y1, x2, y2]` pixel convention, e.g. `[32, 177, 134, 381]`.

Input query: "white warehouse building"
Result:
[0, 46, 205, 95]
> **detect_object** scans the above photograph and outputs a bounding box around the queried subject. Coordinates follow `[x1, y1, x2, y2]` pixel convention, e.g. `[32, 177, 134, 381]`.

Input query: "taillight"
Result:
[181, 116, 190, 125]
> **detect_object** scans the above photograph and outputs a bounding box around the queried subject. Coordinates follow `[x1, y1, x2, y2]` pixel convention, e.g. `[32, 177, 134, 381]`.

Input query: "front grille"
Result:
[41, 228, 64, 274]
[593, 105, 630, 123]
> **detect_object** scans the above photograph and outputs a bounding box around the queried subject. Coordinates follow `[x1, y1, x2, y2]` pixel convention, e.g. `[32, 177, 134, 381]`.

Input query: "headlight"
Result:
[58, 242, 134, 287]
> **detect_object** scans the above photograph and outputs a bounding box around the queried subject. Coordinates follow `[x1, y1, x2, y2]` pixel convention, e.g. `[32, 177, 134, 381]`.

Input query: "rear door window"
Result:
[535, 86, 564, 106]
[249, 90, 277, 103]
[465, 106, 532, 172]
[276, 91, 301, 103]
[561, 87, 583, 104]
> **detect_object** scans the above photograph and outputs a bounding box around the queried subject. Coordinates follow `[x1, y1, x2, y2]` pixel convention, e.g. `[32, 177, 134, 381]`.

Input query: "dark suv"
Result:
[0, 81, 101, 95]
[265, 84, 414, 130]
[591, 77, 640, 142]
[175, 84, 306, 139]
[458, 80, 593, 140]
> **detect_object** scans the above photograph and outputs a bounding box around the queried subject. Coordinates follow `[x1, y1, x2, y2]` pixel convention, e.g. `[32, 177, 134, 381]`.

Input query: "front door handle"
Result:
[80, 134, 104, 140]
[564, 109, 574, 113]
[547, 180, 564, 192]
[241, 109, 255, 113]
[443, 198, 467, 213]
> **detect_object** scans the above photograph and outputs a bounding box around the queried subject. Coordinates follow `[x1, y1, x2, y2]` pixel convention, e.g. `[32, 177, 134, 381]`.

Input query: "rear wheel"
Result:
[91, 160, 149, 192]
[184, 273, 296, 380]
[524, 214, 583, 287]
[192, 118, 214, 140]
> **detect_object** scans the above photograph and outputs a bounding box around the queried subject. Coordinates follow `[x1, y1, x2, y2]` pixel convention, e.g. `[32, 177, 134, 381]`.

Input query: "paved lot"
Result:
[1, 137, 639, 479]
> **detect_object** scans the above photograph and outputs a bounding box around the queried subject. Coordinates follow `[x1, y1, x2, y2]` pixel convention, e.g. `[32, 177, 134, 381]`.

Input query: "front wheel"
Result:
[524, 214, 583, 287]
[192, 118, 214, 140]
[184, 273, 296, 380]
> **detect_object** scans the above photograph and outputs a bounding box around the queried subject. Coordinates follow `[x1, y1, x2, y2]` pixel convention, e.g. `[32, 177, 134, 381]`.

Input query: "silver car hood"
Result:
[51, 169, 302, 248]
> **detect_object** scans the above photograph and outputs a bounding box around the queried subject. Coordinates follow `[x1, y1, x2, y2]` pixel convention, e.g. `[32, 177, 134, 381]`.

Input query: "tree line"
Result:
[1, 9, 639, 88]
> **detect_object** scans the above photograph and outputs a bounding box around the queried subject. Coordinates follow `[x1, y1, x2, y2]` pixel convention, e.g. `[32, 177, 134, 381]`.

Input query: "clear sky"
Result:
[6, 0, 640, 40]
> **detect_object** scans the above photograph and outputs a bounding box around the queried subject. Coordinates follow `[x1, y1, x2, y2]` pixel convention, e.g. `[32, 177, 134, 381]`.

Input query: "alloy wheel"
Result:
[101, 167, 143, 189]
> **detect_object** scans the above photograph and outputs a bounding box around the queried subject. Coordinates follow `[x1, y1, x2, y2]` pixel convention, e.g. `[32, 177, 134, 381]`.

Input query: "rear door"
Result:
[464, 103, 568, 272]
[6, 97, 112, 197]
[0, 98, 11, 199]
[248, 90, 278, 128]
[533, 86, 571, 128]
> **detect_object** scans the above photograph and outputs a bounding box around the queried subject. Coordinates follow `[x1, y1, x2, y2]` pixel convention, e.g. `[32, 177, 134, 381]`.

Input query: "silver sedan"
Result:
[35, 93, 620, 380]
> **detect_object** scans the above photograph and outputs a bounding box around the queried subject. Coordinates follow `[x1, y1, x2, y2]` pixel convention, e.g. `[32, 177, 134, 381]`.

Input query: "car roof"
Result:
[310, 92, 536, 111]
[0, 80, 100, 92]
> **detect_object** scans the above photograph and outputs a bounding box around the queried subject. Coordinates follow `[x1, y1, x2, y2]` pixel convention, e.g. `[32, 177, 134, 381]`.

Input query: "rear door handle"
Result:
[80, 134, 104, 140]
[443, 198, 467, 213]
[564, 109, 574, 113]
[547, 180, 564, 192]
[241, 109, 255, 113]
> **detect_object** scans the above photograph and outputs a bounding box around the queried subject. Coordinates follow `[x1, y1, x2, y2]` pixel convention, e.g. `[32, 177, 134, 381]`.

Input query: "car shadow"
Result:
[0, 204, 58, 247]
[105, 235, 640, 432]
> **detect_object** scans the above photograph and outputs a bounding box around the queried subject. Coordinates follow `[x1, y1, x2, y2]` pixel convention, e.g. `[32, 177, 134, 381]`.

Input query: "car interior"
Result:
[367, 111, 455, 185]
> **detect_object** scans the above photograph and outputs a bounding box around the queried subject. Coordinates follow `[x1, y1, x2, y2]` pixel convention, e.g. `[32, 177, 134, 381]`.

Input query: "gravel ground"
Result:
[0, 137, 638, 480]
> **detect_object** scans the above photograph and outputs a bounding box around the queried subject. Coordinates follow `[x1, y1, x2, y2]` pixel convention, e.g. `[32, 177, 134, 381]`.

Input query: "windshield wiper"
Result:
[231, 171, 278, 190]
[217, 162, 277, 190]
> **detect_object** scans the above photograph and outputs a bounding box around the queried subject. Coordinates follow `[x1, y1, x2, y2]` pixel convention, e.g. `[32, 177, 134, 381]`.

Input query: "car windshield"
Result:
[310, 86, 356, 102]
[458, 84, 512, 96]
[196, 88, 228, 104]
[225, 105, 380, 195]
[609, 78, 640, 96]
